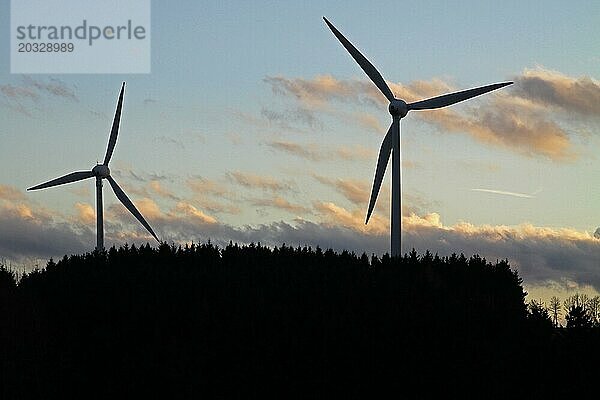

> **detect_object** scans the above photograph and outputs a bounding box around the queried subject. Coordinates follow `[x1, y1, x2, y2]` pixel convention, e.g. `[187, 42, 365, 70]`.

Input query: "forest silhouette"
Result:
[1, 242, 599, 398]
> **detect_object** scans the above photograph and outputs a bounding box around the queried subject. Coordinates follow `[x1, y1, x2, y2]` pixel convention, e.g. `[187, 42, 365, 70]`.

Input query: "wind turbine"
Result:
[28, 82, 159, 250]
[323, 17, 512, 257]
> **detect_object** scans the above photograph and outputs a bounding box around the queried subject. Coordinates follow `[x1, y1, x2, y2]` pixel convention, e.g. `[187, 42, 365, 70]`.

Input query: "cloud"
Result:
[513, 67, 600, 116]
[0, 77, 78, 116]
[261, 107, 321, 130]
[3, 194, 600, 296]
[154, 136, 185, 150]
[172, 202, 217, 224]
[334, 144, 375, 161]
[110, 168, 173, 183]
[266, 71, 592, 161]
[266, 140, 322, 161]
[353, 112, 386, 133]
[264, 75, 381, 108]
[264, 75, 387, 134]
[75, 203, 95, 224]
[134, 198, 163, 220]
[185, 177, 240, 215]
[193, 198, 241, 215]
[401, 160, 419, 169]
[228, 171, 292, 192]
[390, 78, 576, 161]
[226, 132, 243, 145]
[0, 185, 26, 201]
[104, 198, 162, 236]
[148, 181, 180, 201]
[0, 199, 91, 263]
[402, 213, 600, 292]
[252, 196, 311, 215]
[187, 176, 230, 197]
[22, 76, 77, 101]
[312, 174, 392, 215]
[314, 201, 389, 235]
[0, 85, 38, 102]
[313, 175, 371, 205]
[68, 185, 91, 198]
[265, 139, 375, 162]
[417, 95, 576, 161]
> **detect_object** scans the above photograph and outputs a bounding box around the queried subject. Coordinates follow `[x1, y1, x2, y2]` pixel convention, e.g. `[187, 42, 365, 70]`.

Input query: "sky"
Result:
[1, 0, 599, 304]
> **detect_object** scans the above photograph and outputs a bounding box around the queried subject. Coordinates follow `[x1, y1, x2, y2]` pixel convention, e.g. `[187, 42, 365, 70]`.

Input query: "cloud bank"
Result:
[2, 184, 599, 296]
[265, 67, 599, 161]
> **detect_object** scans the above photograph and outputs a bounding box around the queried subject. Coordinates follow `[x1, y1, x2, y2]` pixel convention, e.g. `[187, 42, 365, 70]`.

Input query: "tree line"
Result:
[1, 242, 599, 398]
[528, 293, 600, 329]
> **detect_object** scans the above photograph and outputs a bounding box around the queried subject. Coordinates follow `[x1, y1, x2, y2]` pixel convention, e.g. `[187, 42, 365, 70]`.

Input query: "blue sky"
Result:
[1, 0, 599, 302]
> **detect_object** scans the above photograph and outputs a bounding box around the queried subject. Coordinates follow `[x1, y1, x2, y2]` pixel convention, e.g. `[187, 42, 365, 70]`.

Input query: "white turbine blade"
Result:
[28, 171, 94, 191]
[323, 17, 395, 102]
[366, 121, 394, 224]
[106, 176, 159, 243]
[407, 82, 512, 111]
[103, 82, 126, 165]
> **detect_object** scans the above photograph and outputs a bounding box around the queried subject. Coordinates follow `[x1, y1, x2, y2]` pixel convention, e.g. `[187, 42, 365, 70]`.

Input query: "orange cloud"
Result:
[134, 198, 162, 220]
[314, 201, 389, 235]
[403, 212, 596, 243]
[0, 184, 25, 201]
[313, 175, 368, 205]
[334, 144, 375, 161]
[75, 202, 95, 224]
[16, 204, 34, 219]
[513, 67, 600, 116]
[253, 196, 311, 215]
[173, 202, 217, 224]
[390, 78, 576, 161]
[229, 171, 291, 192]
[313, 175, 390, 214]
[267, 140, 322, 161]
[182, 177, 240, 215]
[418, 95, 575, 161]
[266, 72, 587, 161]
[191, 197, 241, 215]
[149, 180, 179, 200]
[354, 112, 385, 133]
[187, 176, 230, 197]
[266, 140, 374, 162]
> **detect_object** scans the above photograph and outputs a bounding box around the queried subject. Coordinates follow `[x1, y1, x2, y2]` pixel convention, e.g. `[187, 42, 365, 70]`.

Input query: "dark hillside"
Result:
[1, 243, 598, 398]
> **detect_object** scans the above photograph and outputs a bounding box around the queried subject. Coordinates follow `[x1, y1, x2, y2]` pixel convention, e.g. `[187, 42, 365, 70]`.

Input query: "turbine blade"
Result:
[366, 122, 394, 224]
[323, 17, 395, 102]
[107, 176, 159, 243]
[407, 81, 512, 110]
[28, 171, 94, 191]
[103, 82, 126, 165]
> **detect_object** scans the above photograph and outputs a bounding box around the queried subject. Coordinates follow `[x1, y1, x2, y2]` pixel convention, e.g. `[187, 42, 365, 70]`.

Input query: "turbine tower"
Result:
[324, 17, 512, 257]
[28, 82, 159, 250]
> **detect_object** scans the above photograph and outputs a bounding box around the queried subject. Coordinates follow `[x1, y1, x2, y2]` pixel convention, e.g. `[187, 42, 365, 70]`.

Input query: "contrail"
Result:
[470, 188, 535, 199]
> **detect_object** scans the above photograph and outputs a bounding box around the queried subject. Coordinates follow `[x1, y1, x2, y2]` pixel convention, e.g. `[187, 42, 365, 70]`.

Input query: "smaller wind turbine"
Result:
[323, 17, 512, 257]
[28, 82, 159, 250]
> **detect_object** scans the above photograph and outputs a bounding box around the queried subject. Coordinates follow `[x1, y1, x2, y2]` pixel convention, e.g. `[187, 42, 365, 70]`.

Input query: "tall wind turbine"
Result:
[323, 17, 512, 257]
[28, 82, 159, 250]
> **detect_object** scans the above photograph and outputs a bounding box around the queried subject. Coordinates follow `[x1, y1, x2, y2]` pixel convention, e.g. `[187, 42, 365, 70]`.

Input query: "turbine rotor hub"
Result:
[92, 164, 110, 178]
[388, 99, 408, 118]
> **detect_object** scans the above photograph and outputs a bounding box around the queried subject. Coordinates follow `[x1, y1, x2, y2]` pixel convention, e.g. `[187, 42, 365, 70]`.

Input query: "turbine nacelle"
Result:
[92, 164, 110, 178]
[388, 99, 408, 118]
